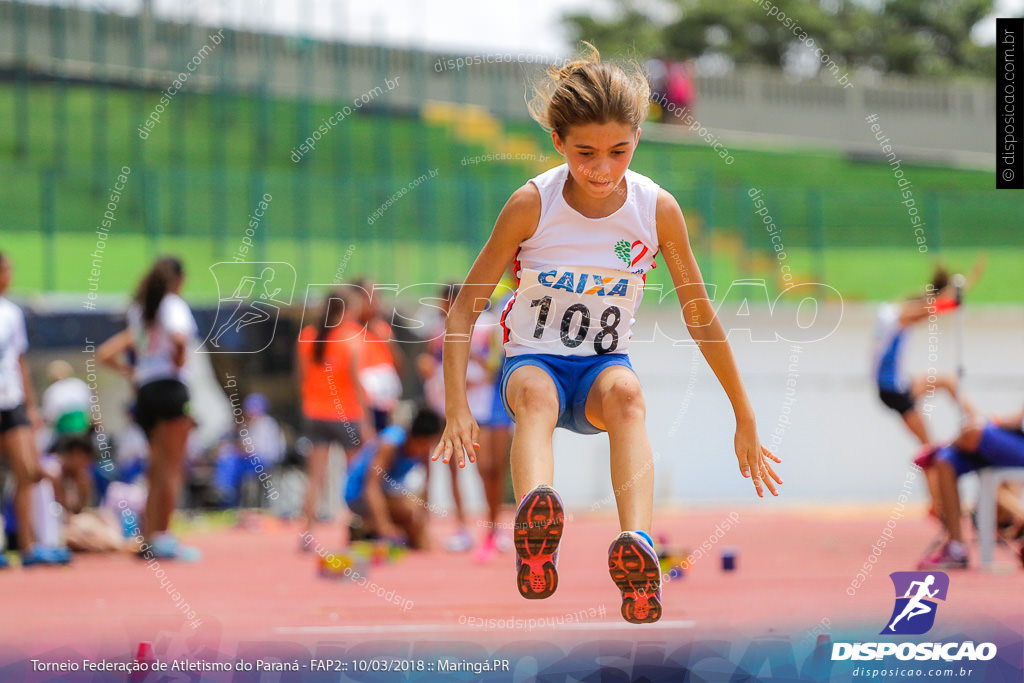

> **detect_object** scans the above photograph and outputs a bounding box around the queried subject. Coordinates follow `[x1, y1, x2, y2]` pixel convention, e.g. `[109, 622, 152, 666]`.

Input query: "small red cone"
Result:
[129, 641, 156, 683]
[811, 634, 831, 670]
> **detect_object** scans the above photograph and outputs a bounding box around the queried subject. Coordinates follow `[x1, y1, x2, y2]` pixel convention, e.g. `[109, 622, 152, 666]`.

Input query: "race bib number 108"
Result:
[506, 266, 643, 356]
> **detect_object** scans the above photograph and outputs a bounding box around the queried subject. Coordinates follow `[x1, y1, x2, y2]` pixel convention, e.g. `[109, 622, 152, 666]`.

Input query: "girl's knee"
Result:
[601, 377, 645, 421]
[510, 376, 559, 415]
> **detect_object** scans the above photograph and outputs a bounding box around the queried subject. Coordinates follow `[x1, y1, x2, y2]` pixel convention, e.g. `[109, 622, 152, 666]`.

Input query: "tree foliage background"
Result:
[564, 0, 1004, 79]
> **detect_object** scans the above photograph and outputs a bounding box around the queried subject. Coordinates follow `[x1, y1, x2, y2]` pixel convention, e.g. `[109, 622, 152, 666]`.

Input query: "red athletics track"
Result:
[2, 506, 1021, 655]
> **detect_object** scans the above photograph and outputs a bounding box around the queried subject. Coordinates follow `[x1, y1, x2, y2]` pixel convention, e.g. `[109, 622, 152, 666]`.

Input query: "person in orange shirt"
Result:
[352, 278, 404, 433]
[297, 288, 373, 544]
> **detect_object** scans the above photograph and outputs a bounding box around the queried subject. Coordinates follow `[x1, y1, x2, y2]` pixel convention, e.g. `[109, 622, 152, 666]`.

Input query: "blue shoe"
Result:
[151, 534, 201, 562]
[608, 531, 662, 623]
[47, 546, 73, 565]
[0, 553, 9, 569]
[513, 485, 564, 599]
[21, 545, 55, 568]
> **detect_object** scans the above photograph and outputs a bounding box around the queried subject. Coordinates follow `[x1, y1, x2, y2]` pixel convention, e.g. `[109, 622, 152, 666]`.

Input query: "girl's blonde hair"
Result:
[528, 43, 650, 139]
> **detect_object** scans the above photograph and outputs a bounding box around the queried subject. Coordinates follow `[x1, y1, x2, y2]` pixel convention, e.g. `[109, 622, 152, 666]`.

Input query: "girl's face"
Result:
[553, 121, 640, 199]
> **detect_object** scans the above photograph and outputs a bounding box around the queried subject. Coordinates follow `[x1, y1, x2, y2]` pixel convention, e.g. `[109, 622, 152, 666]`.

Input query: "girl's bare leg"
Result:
[584, 366, 654, 534]
[505, 366, 559, 502]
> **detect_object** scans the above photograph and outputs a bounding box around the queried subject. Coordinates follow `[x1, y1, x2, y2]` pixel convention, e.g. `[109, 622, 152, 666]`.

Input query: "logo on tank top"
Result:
[614, 239, 652, 272]
[538, 269, 630, 297]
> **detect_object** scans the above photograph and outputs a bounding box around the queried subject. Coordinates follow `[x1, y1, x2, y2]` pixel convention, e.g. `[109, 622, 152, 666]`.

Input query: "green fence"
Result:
[1, 3, 1019, 303]
[7, 151, 1020, 302]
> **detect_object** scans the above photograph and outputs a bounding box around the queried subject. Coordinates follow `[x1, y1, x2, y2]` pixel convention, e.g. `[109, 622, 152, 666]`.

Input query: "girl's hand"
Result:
[735, 418, 782, 498]
[432, 407, 480, 468]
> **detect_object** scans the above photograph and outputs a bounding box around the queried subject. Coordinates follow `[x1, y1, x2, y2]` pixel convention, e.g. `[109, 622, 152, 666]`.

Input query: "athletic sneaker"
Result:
[474, 532, 499, 564]
[21, 545, 63, 568]
[494, 531, 513, 553]
[917, 541, 968, 570]
[46, 546, 72, 565]
[513, 485, 564, 599]
[608, 531, 663, 623]
[445, 528, 474, 553]
[0, 552, 9, 569]
[150, 534, 202, 562]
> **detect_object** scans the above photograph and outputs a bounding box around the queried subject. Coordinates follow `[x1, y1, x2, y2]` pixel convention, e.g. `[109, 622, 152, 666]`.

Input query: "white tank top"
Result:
[127, 293, 198, 386]
[500, 164, 661, 357]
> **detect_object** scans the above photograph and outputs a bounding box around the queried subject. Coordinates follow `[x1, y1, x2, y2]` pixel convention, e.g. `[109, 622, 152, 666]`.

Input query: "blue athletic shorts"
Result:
[937, 424, 1024, 476]
[499, 353, 635, 435]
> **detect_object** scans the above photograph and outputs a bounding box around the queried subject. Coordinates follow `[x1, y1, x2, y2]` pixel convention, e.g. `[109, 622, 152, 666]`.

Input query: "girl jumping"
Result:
[432, 45, 781, 624]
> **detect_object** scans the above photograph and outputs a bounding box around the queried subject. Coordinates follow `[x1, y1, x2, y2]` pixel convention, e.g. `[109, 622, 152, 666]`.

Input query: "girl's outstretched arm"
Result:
[655, 189, 782, 497]
[431, 183, 540, 467]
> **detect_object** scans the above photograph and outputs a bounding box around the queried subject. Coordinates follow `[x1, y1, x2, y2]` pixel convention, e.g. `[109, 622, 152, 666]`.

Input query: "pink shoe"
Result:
[474, 533, 498, 564]
[917, 541, 968, 570]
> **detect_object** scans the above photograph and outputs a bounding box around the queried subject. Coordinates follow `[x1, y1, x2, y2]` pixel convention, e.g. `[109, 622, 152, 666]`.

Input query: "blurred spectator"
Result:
[344, 406, 443, 549]
[97, 256, 200, 561]
[48, 434, 95, 515]
[472, 270, 516, 564]
[0, 251, 59, 566]
[416, 283, 490, 553]
[666, 60, 696, 113]
[353, 279, 404, 433]
[297, 288, 373, 546]
[39, 360, 124, 505]
[41, 360, 91, 439]
[212, 393, 285, 508]
[43, 435, 123, 553]
[918, 404, 1024, 569]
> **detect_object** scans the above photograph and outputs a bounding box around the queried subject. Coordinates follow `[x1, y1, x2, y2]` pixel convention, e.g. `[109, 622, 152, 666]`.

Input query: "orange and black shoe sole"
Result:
[513, 486, 564, 600]
[608, 532, 662, 624]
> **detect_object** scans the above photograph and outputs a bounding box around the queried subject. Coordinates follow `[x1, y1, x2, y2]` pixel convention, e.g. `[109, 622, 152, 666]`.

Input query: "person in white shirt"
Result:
[214, 393, 285, 507]
[42, 360, 93, 443]
[97, 256, 200, 562]
[0, 252, 62, 567]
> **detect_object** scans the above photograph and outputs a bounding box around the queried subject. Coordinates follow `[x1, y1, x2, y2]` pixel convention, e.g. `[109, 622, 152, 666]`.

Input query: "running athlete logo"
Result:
[881, 571, 949, 635]
[202, 262, 296, 353]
